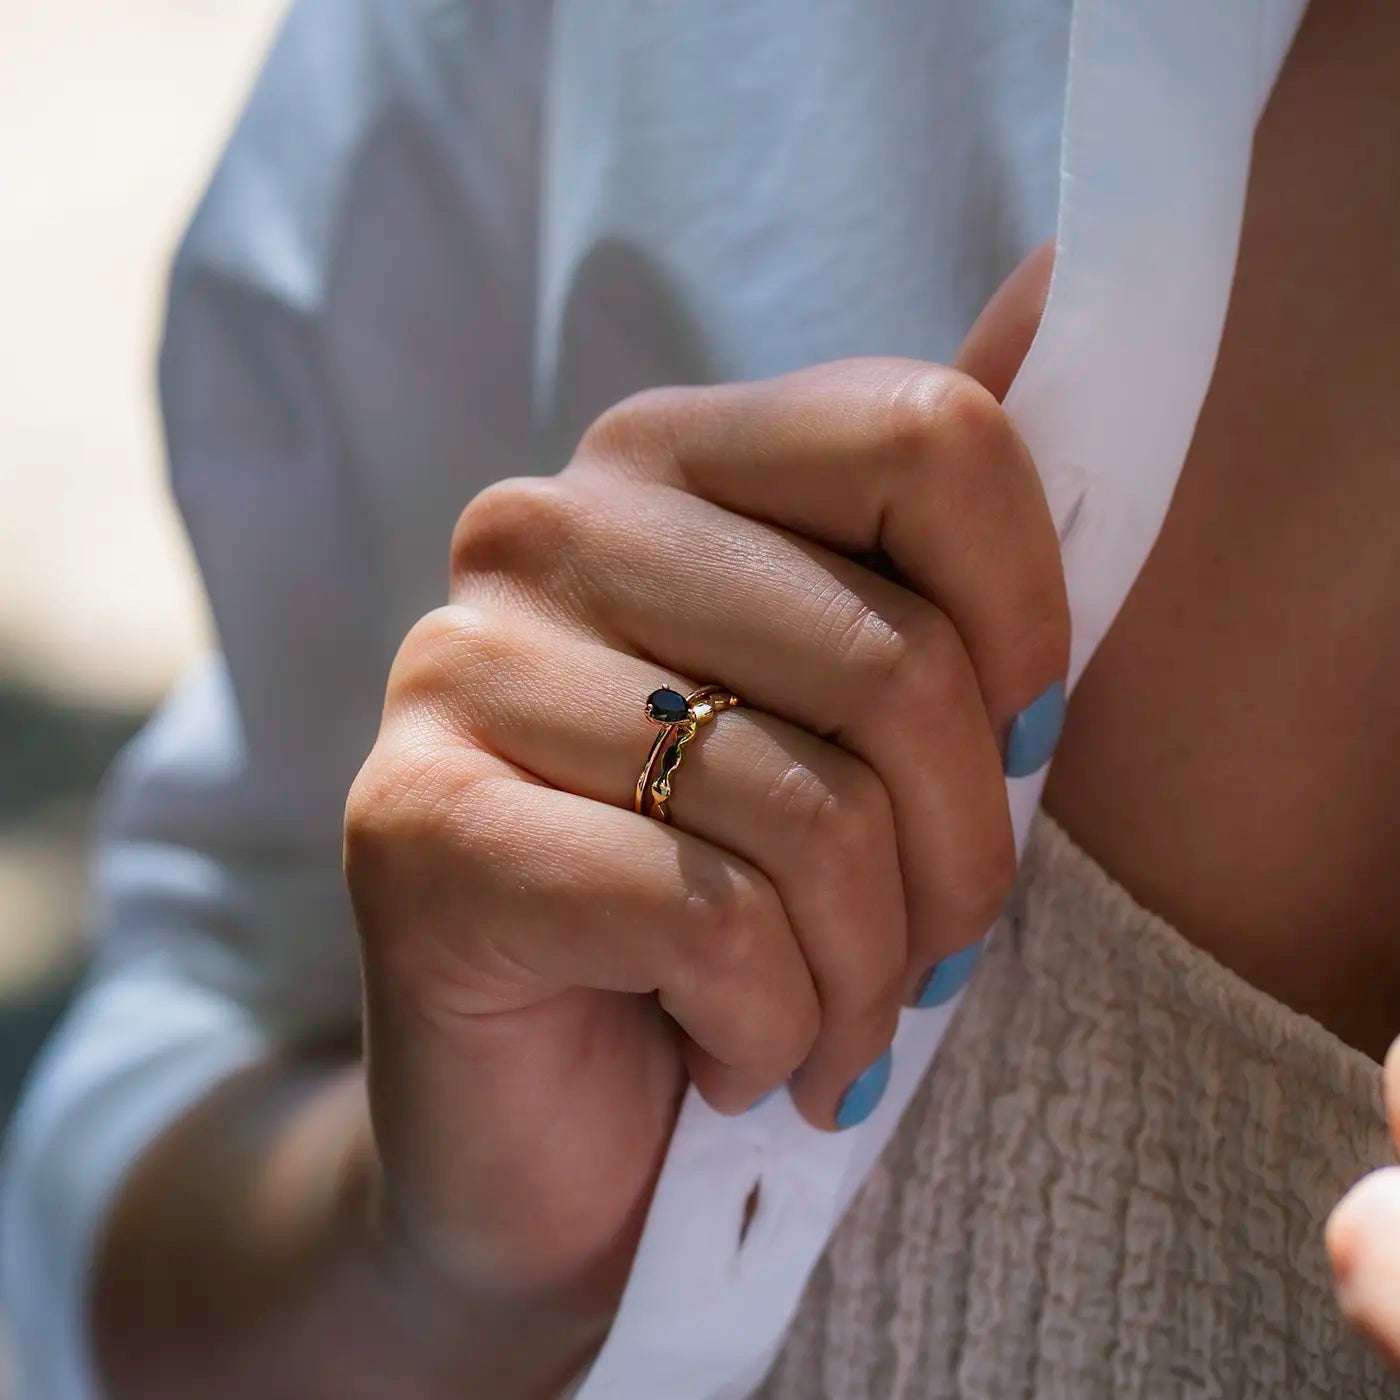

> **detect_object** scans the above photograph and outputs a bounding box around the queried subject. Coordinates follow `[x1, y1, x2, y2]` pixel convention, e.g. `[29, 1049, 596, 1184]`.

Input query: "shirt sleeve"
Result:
[0, 2, 548, 1393]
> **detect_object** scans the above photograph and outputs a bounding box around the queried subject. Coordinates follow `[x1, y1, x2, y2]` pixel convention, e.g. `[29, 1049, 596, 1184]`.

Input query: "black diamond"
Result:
[646, 688, 690, 724]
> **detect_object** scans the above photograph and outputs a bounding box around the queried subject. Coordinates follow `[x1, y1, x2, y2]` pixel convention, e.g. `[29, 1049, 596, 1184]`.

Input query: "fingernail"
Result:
[745, 1088, 777, 1113]
[913, 940, 984, 1009]
[1004, 679, 1066, 777]
[835, 1048, 892, 1130]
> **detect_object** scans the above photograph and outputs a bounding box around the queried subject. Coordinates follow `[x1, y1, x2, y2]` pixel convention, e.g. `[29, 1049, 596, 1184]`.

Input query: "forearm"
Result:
[91, 1051, 600, 1399]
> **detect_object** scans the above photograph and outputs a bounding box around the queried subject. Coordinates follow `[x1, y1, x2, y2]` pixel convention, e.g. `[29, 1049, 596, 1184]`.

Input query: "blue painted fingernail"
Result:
[1004, 679, 1066, 777]
[745, 1088, 777, 1113]
[835, 1048, 892, 1130]
[913, 940, 984, 1009]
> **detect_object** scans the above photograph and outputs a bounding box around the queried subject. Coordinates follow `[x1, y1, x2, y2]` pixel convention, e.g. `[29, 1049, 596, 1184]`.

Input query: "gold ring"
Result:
[635, 684, 741, 823]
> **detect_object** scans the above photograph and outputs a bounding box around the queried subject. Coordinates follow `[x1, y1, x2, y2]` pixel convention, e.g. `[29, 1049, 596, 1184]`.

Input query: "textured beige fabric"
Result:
[757, 811, 1399, 1399]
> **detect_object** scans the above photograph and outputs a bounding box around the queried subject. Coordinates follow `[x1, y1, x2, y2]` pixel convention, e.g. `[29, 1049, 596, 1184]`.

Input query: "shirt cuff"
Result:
[0, 965, 268, 1399]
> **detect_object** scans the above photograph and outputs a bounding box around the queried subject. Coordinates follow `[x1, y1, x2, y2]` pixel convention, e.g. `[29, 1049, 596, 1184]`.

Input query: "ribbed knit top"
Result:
[758, 811, 1398, 1398]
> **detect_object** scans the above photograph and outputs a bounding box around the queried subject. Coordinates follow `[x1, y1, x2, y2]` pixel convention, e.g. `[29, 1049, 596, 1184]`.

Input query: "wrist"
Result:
[347, 1091, 612, 1399]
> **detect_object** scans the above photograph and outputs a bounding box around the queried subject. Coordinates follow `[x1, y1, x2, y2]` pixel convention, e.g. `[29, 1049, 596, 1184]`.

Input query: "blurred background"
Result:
[1, 1, 287, 1382]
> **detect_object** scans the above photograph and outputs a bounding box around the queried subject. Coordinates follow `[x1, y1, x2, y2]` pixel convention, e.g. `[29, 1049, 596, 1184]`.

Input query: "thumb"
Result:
[955, 239, 1055, 401]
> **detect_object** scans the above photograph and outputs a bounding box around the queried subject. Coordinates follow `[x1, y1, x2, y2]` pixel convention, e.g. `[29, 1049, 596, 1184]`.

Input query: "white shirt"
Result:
[0, 1, 1306, 1395]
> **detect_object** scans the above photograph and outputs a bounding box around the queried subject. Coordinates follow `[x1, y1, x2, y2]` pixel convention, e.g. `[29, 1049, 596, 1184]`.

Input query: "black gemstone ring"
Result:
[644, 687, 692, 726]
[635, 684, 741, 822]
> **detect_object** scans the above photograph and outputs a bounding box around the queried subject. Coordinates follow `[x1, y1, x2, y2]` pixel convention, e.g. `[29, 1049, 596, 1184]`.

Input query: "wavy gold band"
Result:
[634, 684, 741, 823]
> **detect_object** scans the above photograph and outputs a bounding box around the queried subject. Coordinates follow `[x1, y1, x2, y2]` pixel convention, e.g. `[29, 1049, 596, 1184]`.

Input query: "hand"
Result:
[342, 248, 1066, 1388]
[1328, 1035, 1400, 1369]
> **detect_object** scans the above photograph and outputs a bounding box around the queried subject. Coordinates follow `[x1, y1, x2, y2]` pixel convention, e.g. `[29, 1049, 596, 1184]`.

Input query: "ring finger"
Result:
[456, 478, 1017, 994]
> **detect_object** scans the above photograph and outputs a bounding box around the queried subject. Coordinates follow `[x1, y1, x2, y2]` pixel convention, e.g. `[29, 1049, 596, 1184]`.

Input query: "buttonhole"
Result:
[737, 1177, 762, 1250]
[1056, 485, 1089, 549]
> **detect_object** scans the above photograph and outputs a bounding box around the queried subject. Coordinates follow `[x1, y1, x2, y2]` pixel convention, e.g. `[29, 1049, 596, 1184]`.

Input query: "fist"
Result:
[342, 247, 1065, 1371]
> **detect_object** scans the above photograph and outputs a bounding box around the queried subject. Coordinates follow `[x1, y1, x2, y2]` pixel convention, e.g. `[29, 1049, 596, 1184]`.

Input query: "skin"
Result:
[1037, 0, 1400, 1361]
[1046, 0, 1400, 1065]
[93, 0, 1400, 1390]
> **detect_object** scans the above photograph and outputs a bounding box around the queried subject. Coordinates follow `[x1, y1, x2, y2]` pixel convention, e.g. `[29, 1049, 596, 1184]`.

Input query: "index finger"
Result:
[570, 355, 1068, 739]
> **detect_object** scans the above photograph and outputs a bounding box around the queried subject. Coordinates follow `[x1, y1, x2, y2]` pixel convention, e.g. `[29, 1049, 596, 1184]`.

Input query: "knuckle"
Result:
[577, 384, 687, 463]
[343, 737, 460, 866]
[676, 870, 820, 1073]
[387, 605, 484, 705]
[880, 365, 992, 456]
[882, 367, 1018, 505]
[840, 603, 968, 722]
[766, 761, 904, 1026]
[933, 370, 1013, 459]
[895, 610, 973, 714]
[343, 753, 394, 875]
[770, 758, 891, 882]
[680, 871, 775, 982]
[344, 742, 485, 958]
[828, 598, 909, 692]
[449, 476, 581, 583]
[880, 364, 950, 452]
[383, 607, 519, 739]
[343, 744, 432, 898]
